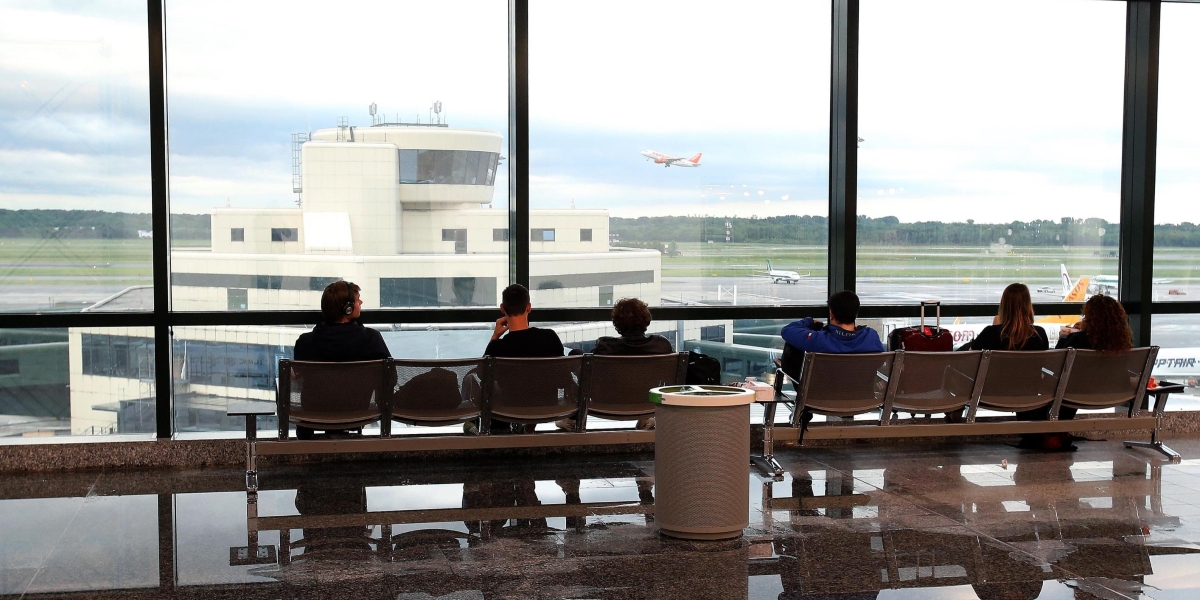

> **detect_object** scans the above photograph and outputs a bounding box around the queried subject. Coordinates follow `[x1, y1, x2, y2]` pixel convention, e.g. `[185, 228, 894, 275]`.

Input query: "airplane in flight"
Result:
[641, 150, 702, 168]
[756, 259, 808, 284]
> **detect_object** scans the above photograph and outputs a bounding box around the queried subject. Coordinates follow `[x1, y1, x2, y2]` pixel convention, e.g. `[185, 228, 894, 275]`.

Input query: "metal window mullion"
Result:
[147, 0, 173, 439]
[828, 0, 859, 295]
[1118, 0, 1161, 348]
[509, 0, 530, 289]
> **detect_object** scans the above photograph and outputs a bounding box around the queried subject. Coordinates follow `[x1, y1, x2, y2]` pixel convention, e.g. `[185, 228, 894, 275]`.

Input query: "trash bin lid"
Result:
[649, 385, 756, 407]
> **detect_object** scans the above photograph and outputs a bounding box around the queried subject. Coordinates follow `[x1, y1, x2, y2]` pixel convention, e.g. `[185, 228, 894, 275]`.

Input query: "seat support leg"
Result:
[1125, 393, 1182, 463]
[245, 415, 259, 493]
[753, 402, 785, 479]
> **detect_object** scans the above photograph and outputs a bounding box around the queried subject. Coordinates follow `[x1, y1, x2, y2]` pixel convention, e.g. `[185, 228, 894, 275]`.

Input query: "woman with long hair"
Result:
[968, 283, 1049, 351]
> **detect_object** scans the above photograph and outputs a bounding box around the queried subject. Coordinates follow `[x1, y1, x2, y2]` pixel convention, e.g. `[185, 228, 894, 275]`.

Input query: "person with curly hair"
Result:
[1019, 294, 1133, 450]
[556, 298, 672, 432]
[1056, 294, 1132, 354]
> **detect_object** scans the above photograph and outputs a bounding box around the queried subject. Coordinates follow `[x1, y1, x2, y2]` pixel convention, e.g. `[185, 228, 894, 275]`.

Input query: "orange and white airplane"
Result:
[641, 150, 702, 168]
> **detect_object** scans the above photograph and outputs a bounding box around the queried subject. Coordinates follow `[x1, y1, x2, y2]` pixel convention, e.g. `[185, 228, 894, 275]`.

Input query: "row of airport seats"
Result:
[278, 353, 689, 438]
[751, 346, 1176, 476]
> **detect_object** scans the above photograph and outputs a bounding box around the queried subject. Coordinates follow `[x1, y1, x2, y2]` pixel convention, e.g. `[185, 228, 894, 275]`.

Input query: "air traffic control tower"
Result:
[171, 112, 661, 311]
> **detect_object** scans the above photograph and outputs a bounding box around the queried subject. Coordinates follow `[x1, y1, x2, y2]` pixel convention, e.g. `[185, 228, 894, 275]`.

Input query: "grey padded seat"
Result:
[793, 352, 896, 421]
[890, 351, 984, 415]
[1061, 348, 1156, 412]
[392, 358, 489, 427]
[584, 353, 688, 420]
[282, 359, 390, 431]
[975, 350, 1070, 414]
[491, 356, 584, 424]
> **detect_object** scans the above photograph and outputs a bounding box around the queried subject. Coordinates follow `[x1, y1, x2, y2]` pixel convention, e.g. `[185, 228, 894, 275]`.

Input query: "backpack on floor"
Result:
[685, 350, 721, 385]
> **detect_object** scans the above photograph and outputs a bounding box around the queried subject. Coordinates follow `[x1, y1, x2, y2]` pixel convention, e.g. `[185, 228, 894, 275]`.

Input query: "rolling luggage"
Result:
[888, 301, 954, 351]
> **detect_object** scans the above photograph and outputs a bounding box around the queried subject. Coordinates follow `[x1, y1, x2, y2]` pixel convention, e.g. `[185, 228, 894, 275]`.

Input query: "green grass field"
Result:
[4, 238, 1200, 286]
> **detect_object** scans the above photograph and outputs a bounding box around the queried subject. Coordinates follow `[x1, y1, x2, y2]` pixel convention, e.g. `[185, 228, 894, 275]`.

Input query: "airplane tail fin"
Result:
[766, 259, 773, 272]
[688, 153, 702, 164]
[1062, 267, 1090, 303]
[1060, 264, 1072, 295]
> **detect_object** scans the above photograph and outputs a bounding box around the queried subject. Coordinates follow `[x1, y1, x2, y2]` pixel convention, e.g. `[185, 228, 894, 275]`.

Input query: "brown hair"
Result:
[320, 280, 360, 324]
[998, 283, 1036, 350]
[611, 298, 652, 336]
[1080, 295, 1132, 354]
[501, 284, 530, 317]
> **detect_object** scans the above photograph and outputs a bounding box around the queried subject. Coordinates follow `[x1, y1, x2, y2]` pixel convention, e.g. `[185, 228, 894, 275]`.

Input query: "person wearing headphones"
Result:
[293, 280, 391, 362]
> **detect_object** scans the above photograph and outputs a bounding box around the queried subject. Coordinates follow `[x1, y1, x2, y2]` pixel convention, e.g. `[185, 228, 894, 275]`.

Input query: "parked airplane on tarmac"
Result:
[756, 260, 808, 284]
[640, 150, 702, 167]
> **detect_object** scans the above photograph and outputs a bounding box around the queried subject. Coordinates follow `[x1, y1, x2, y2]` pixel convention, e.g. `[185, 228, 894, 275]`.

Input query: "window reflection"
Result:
[400, 150, 499, 185]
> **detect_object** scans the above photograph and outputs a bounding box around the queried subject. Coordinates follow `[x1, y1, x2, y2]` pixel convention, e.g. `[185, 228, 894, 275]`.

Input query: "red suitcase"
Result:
[888, 301, 954, 351]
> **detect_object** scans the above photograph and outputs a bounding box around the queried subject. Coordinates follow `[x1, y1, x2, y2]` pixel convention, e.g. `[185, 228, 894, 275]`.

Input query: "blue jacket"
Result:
[781, 318, 885, 354]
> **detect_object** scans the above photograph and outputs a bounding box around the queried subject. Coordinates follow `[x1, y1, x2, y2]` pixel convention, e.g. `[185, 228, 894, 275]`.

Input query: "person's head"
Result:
[1080, 294, 1132, 353]
[827, 290, 861, 325]
[500, 283, 531, 318]
[612, 298, 652, 336]
[321, 280, 361, 324]
[998, 283, 1035, 349]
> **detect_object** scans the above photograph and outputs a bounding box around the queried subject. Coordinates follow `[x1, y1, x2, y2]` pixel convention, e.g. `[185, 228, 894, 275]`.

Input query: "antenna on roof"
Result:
[430, 100, 444, 125]
[369, 102, 380, 126]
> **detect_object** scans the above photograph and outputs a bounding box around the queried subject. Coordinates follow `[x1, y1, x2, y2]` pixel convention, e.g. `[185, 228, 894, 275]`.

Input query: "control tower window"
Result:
[493, 228, 509, 242]
[531, 228, 555, 242]
[580, 229, 593, 242]
[270, 228, 298, 242]
[399, 150, 501, 185]
[441, 229, 468, 254]
[230, 228, 244, 242]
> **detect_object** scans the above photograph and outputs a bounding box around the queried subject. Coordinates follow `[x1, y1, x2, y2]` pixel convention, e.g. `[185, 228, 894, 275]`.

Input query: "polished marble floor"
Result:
[3, 438, 1200, 599]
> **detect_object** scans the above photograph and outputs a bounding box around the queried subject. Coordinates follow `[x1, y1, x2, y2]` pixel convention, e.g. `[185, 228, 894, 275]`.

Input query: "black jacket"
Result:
[293, 321, 391, 362]
[594, 334, 674, 356]
[484, 327, 565, 358]
[1056, 330, 1094, 350]
[968, 324, 1049, 351]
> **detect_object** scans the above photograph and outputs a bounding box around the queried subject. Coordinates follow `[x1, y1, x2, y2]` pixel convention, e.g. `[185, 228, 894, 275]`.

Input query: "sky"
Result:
[1, 0, 1199, 224]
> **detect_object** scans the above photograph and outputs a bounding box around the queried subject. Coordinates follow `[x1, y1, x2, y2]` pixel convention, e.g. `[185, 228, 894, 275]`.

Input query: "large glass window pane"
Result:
[530, 0, 830, 308]
[166, 0, 508, 312]
[0, 327, 155, 440]
[857, 0, 1124, 304]
[1154, 3, 1200, 301]
[0, 2, 153, 313]
[1150, 316, 1200, 411]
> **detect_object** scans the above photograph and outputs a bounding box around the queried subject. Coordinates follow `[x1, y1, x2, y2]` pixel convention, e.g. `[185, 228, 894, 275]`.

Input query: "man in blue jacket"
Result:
[781, 290, 885, 353]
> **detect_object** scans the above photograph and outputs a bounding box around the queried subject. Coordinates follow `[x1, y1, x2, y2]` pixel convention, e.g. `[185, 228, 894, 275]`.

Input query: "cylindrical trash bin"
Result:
[650, 385, 755, 540]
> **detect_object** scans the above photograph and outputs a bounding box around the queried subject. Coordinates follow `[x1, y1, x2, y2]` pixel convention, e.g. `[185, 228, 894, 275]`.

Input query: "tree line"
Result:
[612, 215, 1141, 247]
[6, 209, 1200, 247]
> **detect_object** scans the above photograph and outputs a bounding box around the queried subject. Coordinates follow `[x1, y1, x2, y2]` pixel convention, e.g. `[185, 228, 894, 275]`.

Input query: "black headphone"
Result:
[342, 281, 355, 316]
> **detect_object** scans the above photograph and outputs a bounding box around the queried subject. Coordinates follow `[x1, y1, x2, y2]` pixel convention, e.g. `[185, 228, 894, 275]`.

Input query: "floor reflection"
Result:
[1, 440, 1200, 598]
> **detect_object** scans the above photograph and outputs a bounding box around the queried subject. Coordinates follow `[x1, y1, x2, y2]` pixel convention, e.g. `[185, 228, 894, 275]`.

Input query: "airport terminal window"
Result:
[580, 229, 592, 242]
[230, 228, 244, 242]
[529, 0, 831, 308]
[1154, 3, 1200, 301]
[599, 286, 614, 307]
[701, 325, 727, 343]
[173, 339, 290, 391]
[81, 334, 154, 380]
[0, 2, 154, 314]
[399, 150, 500, 185]
[856, 0, 1125, 304]
[270, 228, 298, 242]
[532, 229, 555, 242]
[380, 277, 497, 307]
[227, 289, 248, 311]
[493, 228, 509, 242]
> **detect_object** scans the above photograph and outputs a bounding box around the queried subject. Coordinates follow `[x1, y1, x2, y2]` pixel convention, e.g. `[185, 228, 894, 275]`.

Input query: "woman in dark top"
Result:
[968, 283, 1049, 351]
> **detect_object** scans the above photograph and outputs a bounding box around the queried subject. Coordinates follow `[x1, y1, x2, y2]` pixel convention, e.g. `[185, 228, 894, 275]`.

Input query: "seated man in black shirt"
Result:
[469, 284, 564, 435]
[483, 283, 564, 358]
[292, 281, 391, 439]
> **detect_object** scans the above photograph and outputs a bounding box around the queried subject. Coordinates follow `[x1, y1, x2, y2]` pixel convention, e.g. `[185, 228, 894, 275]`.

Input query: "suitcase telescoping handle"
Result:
[920, 300, 941, 330]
